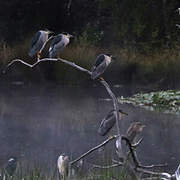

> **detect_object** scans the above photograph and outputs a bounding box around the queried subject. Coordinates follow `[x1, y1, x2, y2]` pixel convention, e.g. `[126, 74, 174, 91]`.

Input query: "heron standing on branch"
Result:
[57, 154, 69, 180]
[29, 30, 53, 59]
[126, 122, 145, 144]
[49, 33, 73, 58]
[98, 109, 128, 136]
[91, 54, 114, 80]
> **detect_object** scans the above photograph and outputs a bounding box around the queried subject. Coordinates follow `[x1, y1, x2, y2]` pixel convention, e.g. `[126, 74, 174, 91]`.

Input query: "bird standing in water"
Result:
[49, 32, 73, 58]
[57, 154, 69, 180]
[91, 54, 113, 80]
[29, 30, 53, 59]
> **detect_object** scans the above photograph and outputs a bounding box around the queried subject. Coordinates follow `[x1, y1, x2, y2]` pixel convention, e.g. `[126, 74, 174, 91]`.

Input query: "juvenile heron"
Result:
[91, 54, 113, 80]
[49, 32, 73, 58]
[98, 109, 128, 136]
[126, 122, 145, 144]
[29, 30, 53, 59]
[3, 157, 17, 178]
[57, 154, 69, 180]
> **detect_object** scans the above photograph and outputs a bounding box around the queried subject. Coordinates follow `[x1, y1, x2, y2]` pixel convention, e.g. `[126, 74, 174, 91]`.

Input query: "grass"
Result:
[1, 35, 180, 87]
[0, 166, 135, 180]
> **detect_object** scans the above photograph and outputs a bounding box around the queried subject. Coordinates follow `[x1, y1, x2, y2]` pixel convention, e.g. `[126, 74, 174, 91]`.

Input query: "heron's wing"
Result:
[30, 31, 41, 48]
[4, 161, 17, 176]
[175, 164, 180, 180]
[94, 54, 105, 67]
[91, 61, 107, 79]
[98, 112, 116, 136]
[49, 35, 63, 52]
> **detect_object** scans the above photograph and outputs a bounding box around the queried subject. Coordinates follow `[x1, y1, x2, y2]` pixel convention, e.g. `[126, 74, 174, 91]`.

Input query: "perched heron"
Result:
[176, 8, 180, 15]
[126, 122, 145, 144]
[49, 32, 73, 58]
[98, 109, 128, 136]
[29, 30, 53, 59]
[91, 54, 114, 80]
[57, 154, 69, 180]
[3, 157, 17, 178]
[175, 164, 180, 180]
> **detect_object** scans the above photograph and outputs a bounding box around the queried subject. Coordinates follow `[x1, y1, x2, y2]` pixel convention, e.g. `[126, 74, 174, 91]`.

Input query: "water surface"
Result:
[0, 83, 179, 175]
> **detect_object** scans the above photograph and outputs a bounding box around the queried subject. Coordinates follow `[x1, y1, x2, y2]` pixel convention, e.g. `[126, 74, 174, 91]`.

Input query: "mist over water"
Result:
[0, 83, 179, 174]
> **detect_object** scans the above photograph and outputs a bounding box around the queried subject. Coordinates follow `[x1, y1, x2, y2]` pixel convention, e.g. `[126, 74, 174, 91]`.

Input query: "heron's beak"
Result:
[119, 109, 128, 116]
[69, 34, 74, 38]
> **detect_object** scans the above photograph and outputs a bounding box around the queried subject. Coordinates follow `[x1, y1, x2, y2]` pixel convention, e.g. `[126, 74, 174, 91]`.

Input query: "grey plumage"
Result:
[28, 30, 50, 57]
[91, 54, 112, 80]
[57, 154, 69, 180]
[3, 157, 17, 179]
[98, 109, 127, 136]
[49, 33, 72, 58]
[175, 164, 180, 180]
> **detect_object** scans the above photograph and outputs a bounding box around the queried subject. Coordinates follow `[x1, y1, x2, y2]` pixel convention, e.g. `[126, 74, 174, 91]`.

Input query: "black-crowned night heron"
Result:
[3, 157, 17, 178]
[98, 109, 128, 136]
[91, 54, 114, 80]
[175, 164, 180, 180]
[126, 122, 145, 144]
[28, 30, 53, 59]
[176, 8, 180, 15]
[49, 32, 73, 58]
[57, 154, 69, 180]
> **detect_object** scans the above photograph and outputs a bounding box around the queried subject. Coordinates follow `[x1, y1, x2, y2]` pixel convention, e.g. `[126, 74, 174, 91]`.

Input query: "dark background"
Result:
[0, 0, 180, 48]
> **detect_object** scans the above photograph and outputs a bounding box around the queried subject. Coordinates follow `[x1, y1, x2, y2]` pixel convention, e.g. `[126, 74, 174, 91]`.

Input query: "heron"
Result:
[57, 154, 69, 180]
[28, 29, 53, 59]
[3, 157, 17, 179]
[49, 32, 73, 58]
[175, 164, 180, 180]
[176, 8, 180, 15]
[91, 54, 114, 80]
[98, 109, 128, 136]
[126, 122, 145, 144]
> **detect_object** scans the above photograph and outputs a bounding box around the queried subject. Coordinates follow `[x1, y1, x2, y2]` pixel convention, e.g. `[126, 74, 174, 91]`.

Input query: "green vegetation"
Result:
[119, 89, 180, 114]
[0, 166, 133, 180]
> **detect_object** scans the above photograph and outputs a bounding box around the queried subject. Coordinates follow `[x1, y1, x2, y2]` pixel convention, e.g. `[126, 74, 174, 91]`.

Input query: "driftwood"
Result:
[3, 55, 179, 179]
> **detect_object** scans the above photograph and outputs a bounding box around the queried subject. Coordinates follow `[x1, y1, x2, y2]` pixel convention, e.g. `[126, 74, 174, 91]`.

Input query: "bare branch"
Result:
[91, 162, 123, 169]
[136, 168, 173, 179]
[131, 138, 143, 148]
[121, 136, 139, 167]
[3, 57, 91, 75]
[138, 163, 167, 169]
[70, 135, 117, 165]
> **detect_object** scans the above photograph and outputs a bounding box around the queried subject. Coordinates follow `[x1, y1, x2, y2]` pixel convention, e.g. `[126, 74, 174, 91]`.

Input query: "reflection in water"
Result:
[0, 83, 179, 175]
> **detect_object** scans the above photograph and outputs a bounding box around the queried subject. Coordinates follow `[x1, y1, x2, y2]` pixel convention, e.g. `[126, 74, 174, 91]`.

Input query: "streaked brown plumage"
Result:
[126, 122, 145, 144]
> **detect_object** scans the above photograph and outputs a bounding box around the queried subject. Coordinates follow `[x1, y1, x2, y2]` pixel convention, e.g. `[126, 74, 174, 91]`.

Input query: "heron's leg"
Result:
[37, 51, 41, 59]
[57, 55, 62, 60]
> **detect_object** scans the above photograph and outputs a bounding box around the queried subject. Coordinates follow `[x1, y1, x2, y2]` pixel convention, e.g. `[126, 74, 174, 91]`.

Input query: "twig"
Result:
[138, 163, 167, 169]
[91, 162, 123, 169]
[121, 136, 139, 167]
[70, 135, 117, 165]
[136, 168, 173, 179]
[3, 58, 91, 75]
[131, 138, 143, 148]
